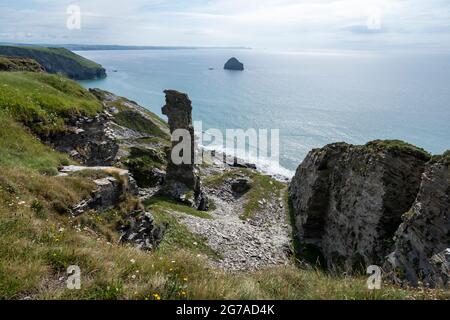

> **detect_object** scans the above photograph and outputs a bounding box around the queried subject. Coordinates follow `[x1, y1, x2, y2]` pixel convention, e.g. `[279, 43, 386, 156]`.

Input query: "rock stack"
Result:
[160, 90, 208, 211]
[224, 57, 244, 71]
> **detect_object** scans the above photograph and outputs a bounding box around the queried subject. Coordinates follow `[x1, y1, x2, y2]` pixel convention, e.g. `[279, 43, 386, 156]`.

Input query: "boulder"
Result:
[224, 57, 244, 71]
[289, 140, 431, 273]
[231, 178, 253, 194]
[385, 153, 450, 287]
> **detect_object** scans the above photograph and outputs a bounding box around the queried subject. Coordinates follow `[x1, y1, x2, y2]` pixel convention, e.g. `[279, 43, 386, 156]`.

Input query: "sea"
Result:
[78, 49, 450, 179]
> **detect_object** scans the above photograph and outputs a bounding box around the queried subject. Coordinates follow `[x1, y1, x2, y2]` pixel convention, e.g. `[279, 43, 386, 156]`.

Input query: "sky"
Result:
[1, 0, 450, 52]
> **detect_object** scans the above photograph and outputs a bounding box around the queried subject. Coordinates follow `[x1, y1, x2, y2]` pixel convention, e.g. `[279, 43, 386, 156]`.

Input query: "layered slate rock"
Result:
[64, 166, 138, 216]
[48, 112, 119, 166]
[119, 210, 165, 251]
[386, 152, 450, 288]
[160, 90, 208, 211]
[224, 57, 244, 71]
[289, 140, 431, 273]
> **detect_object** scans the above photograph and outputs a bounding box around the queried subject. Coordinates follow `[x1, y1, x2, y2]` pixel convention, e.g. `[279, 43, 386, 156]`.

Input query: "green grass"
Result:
[115, 109, 169, 139]
[0, 112, 71, 175]
[145, 196, 213, 219]
[430, 150, 450, 165]
[150, 207, 219, 260]
[89, 89, 169, 140]
[0, 72, 102, 135]
[203, 168, 286, 220]
[365, 140, 431, 161]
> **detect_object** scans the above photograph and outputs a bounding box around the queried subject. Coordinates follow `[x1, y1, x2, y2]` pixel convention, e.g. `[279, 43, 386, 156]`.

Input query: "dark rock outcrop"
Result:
[124, 147, 167, 187]
[231, 178, 253, 194]
[289, 140, 431, 273]
[118, 210, 165, 251]
[224, 57, 244, 71]
[67, 166, 138, 216]
[385, 152, 450, 288]
[48, 113, 119, 166]
[160, 90, 208, 211]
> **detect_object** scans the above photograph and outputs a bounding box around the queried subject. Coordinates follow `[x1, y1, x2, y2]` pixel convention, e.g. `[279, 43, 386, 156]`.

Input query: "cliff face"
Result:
[0, 45, 106, 80]
[386, 153, 450, 288]
[289, 140, 431, 273]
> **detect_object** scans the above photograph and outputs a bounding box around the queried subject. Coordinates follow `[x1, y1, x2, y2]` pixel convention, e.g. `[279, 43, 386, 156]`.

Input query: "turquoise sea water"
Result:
[78, 49, 450, 178]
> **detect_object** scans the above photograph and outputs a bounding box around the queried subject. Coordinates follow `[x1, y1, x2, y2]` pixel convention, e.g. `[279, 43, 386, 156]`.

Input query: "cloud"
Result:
[0, 0, 449, 51]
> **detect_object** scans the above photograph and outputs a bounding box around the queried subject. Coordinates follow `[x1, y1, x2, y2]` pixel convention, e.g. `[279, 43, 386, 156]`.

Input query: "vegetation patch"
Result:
[0, 45, 105, 80]
[149, 206, 219, 260]
[365, 140, 431, 161]
[115, 109, 169, 139]
[145, 196, 213, 219]
[430, 150, 450, 165]
[0, 72, 102, 135]
[0, 112, 71, 175]
[203, 168, 285, 220]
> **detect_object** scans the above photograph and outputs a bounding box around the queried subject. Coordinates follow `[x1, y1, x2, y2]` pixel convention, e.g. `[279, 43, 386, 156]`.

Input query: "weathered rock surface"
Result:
[123, 147, 167, 187]
[224, 57, 244, 71]
[48, 113, 119, 166]
[231, 177, 253, 194]
[160, 90, 208, 210]
[46, 89, 170, 181]
[65, 166, 138, 216]
[118, 210, 165, 251]
[386, 153, 450, 287]
[289, 140, 431, 273]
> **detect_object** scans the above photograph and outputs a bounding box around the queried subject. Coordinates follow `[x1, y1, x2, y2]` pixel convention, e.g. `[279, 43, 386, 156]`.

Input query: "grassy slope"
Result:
[0, 72, 102, 135]
[0, 72, 448, 300]
[0, 45, 102, 69]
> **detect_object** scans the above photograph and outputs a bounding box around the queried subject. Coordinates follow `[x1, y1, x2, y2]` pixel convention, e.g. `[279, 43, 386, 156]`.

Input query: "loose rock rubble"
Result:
[176, 174, 292, 271]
